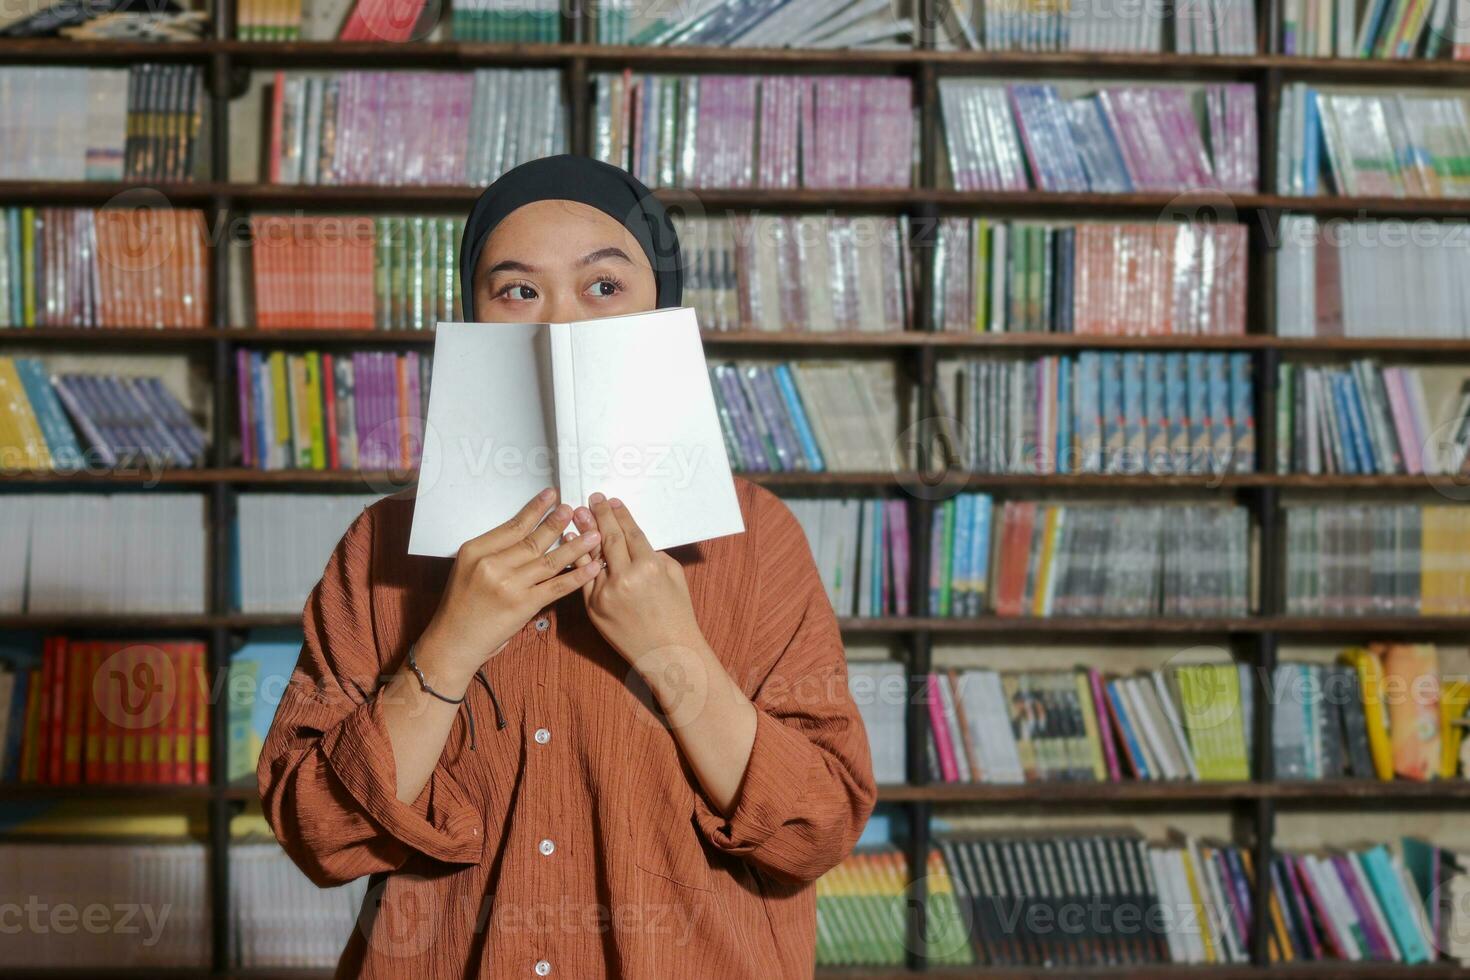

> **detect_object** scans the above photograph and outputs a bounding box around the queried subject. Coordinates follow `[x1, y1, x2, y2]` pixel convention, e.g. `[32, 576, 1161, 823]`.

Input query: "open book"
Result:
[408, 307, 744, 557]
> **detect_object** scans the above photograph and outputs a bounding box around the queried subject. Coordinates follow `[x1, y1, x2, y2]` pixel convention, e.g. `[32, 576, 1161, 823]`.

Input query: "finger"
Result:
[535, 557, 604, 605]
[590, 494, 630, 571]
[462, 488, 556, 559]
[561, 532, 594, 569]
[608, 497, 654, 560]
[572, 505, 602, 562]
[519, 528, 600, 583]
[514, 502, 573, 562]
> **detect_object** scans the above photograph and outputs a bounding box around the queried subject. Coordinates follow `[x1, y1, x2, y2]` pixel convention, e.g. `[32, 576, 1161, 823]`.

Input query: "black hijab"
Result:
[458, 155, 683, 320]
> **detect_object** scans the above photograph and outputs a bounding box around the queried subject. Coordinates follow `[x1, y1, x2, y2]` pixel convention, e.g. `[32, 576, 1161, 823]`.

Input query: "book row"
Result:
[595, 0, 912, 48]
[1280, 0, 1470, 59]
[932, 352, 1256, 476]
[1279, 86, 1470, 198]
[1276, 215, 1470, 339]
[237, 349, 432, 470]
[0, 494, 207, 614]
[249, 215, 465, 330]
[0, 358, 207, 471]
[234, 494, 377, 613]
[938, 80, 1258, 193]
[709, 359, 904, 473]
[450, 0, 561, 42]
[1284, 504, 1470, 616]
[791, 498, 912, 619]
[932, 219, 1249, 337]
[677, 214, 913, 334]
[592, 73, 914, 190]
[1277, 360, 1470, 476]
[0, 65, 202, 182]
[918, 663, 1255, 785]
[0, 639, 209, 786]
[0, 207, 211, 329]
[928, 499, 1252, 618]
[941, 0, 1257, 53]
[268, 69, 568, 186]
[229, 841, 369, 967]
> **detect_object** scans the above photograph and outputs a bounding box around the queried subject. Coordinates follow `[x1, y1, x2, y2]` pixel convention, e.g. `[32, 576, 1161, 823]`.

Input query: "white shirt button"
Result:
[539, 838, 555, 856]
[534, 960, 551, 976]
[534, 727, 551, 744]
[534, 617, 549, 631]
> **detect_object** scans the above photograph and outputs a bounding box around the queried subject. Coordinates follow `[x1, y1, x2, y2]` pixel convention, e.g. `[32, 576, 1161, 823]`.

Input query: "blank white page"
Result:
[409, 322, 554, 557]
[566, 307, 744, 552]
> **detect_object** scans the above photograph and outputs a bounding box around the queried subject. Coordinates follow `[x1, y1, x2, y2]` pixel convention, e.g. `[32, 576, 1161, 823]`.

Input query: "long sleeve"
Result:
[692, 487, 878, 885]
[257, 504, 484, 887]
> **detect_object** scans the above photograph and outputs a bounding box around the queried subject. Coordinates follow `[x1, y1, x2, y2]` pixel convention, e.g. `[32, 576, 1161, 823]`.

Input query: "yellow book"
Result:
[21, 208, 35, 327]
[0, 357, 50, 468]
[1238, 848, 1287, 962]
[268, 351, 291, 453]
[1031, 505, 1062, 616]
[288, 354, 312, 469]
[1178, 846, 1218, 964]
[1075, 669, 1108, 780]
[1382, 642, 1440, 781]
[304, 351, 326, 470]
[1442, 679, 1470, 779]
[1341, 647, 1394, 780]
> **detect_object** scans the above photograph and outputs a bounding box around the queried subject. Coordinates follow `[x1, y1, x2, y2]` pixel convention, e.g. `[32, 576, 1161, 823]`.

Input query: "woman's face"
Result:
[471, 199, 659, 323]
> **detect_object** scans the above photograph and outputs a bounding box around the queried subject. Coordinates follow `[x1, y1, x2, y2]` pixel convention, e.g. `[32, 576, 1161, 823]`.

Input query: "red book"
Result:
[63, 639, 89, 784]
[169, 642, 191, 785]
[120, 644, 140, 783]
[322, 352, 340, 469]
[268, 71, 286, 184]
[48, 637, 68, 784]
[191, 644, 209, 785]
[100, 641, 123, 783]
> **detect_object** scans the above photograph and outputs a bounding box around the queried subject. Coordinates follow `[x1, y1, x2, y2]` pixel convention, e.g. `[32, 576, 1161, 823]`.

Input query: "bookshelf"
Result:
[3, 0, 1470, 975]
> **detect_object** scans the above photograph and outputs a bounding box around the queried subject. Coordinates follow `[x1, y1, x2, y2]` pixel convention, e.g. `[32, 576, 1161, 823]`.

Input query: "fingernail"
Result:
[539, 487, 554, 500]
[575, 507, 592, 523]
[563, 532, 574, 542]
[589, 492, 605, 504]
[610, 497, 623, 508]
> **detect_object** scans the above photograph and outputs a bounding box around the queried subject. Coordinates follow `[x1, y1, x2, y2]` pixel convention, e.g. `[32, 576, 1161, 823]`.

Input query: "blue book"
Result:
[1331, 373, 1363, 474]
[251, 352, 271, 470]
[1056, 357, 1072, 474]
[13, 358, 84, 467]
[1105, 681, 1150, 780]
[1121, 352, 1145, 474]
[1205, 354, 1232, 474]
[1142, 352, 1167, 473]
[1185, 352, 1209, 475]
[968, 494, 992, 614]
[1228, 352, 1254, 473]
[1343, 372, 1379, 474]
[1076, 351, 1102, 472]
[1303, 88, 1321, 196]
[1164, 352, 1188, 473]
[952, 493, 973, 616]
[1100, 352, 1123, 472]
[227, 634, 304, 784]
[869, 500, 884, 616]
[773, 364, 825, 472]
[1362, 846, 1431, 964]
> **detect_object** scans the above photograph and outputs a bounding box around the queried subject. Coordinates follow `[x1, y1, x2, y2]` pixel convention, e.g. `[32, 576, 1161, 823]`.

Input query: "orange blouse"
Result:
[257, 477, 878, 979]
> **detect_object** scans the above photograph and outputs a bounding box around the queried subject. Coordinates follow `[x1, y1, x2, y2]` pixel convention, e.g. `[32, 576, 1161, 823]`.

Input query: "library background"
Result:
[2, 0, 1470, 974]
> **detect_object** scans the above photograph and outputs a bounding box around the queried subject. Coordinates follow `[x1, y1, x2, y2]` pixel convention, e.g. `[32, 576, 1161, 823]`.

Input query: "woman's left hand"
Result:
[570, 492, 705, 669]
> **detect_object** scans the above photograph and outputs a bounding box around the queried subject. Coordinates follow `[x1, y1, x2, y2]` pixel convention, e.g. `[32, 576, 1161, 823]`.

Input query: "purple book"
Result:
[351, 352, 372, 468]
[1331, 853, 1391, 960]
[1283, 855, 1325, 961]
[237, 349, 254, 467]
[885, 498, 910, 616]
[50, 375, 115, 467]
[404, 350, 422, 467]
[1214, 849, 1252, 954]
[747, 366, 802, 470]
[713, 365, 767, 471]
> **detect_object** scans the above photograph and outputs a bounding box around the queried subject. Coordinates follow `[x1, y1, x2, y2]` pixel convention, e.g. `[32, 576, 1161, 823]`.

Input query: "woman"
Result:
[258, 155, 878, 979]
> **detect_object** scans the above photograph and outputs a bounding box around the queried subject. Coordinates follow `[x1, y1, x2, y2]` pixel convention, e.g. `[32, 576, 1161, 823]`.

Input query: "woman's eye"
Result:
[498, 284, 537, 301]
[586, 278, 622, 298]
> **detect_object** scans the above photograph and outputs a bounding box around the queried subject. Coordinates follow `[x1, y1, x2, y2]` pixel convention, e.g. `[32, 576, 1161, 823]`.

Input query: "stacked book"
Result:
[1280, 0, 1470, 58]
[236, 349, 431, 470]
[2, 639, 208, 786]
[0, 365, 209, 471]
[593, 73, 914, 189]
[1276, 215, 1470, 338]
[0, 494, 207, 614]
[1279, 86, 1470, 197]
[0, 843, 209, 967]
[234, 495, 379, 612]
[451, 0, 560, 40]
[921, 662, 1254, 784]
[1277, 360, 1470, 475]
[1, 207, 210, 328]
[230, 842, 369, 967]
[1269, 649, 1466, 783]
[267, 69, 567, 185]
[939, 0, 1255, 52]
[249, 215, 464, 330]
[938, 80, 1258, 192]
[845, 660, 906, 784]
[236, 0, 304, 40]
[597, 0, 913, 48]
[1268, 839, 1449, 964]
[928, 499, 1252, 618]
[933, 352, 1255, 476]
[814, 846, 915, 967]
[0, 65, 201, 181]
[676, 214, 912, 333]
[788, 497, 911, 617]
[1285, 504, 1470, 615]
[708, 359, 904, 473]
[932, 219, 1248, 335]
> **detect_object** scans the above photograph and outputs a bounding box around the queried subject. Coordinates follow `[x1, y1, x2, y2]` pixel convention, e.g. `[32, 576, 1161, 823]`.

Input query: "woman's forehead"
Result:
[478, 200, 646, 262]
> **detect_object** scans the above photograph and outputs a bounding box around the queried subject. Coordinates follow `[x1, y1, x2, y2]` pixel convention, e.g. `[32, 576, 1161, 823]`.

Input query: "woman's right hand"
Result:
[413, 487, 602, 693]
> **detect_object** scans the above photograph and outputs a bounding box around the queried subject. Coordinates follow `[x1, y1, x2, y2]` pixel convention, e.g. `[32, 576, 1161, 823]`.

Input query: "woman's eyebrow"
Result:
[484, 259, 536, 277]
[578, 247, 633, 266]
